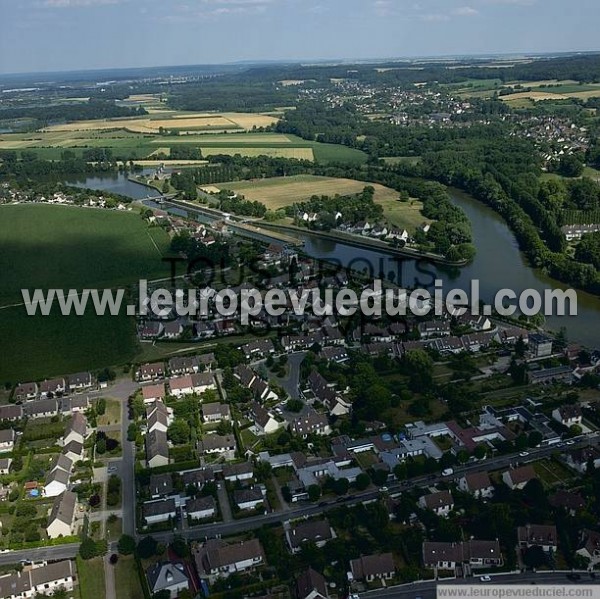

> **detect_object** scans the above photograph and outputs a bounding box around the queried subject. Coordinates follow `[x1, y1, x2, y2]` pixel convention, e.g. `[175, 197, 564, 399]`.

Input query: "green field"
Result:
[76, 557, 106, 599]
[115, 556, 145, 599]
[0, 205, 170, 383]
[0, 129, 367, 164]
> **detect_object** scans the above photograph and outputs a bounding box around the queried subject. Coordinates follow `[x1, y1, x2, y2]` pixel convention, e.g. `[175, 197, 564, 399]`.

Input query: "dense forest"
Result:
[0, 99, 146, 127]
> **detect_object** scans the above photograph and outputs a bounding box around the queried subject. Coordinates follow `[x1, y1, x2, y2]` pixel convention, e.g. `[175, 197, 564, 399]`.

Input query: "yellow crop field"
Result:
[132, 159, 209, 166]
[217, 175, 398, 209]
[501, 91, 568, 102]
[220, 112, 280, 129]
[152, 133, 292, 145]
[563, 89, 600, 99]
[200, 147, 314, 160]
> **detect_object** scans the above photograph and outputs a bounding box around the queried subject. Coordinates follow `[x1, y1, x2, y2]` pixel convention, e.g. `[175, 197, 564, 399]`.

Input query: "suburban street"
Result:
[363, 572, 600, 599]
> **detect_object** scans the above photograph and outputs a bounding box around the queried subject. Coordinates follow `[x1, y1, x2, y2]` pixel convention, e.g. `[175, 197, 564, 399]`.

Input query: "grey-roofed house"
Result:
[350, 553, 395, 582]
[198, 434, 236, 461]
[146, 429, 169, 468]
[186, 496, 217, 521]
[143, 498, 177, 525]
[234, 487, 264, 511]
[296, 568, 329, 599]
[149, 473, 174, 498]
[0, 560, 76, 598]
[419, 490, 454, 517]
[202, 402, 231, 424]
[24, 398, 58, 419]
[146, 561, 189, 599]
[517, 524, 558, 553]
[0, 429, 15, 453]
[287, 519, 335, 554]
[47, 490, 77, 538]
[193, 538, 265, 581]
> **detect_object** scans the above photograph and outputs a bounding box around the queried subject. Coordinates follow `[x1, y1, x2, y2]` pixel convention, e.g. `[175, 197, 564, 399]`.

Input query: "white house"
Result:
[44, 455, 73, 497]
[46, 491, 77, 539]
[419, 490, 454, 517]
[552, 405, 582, 427]
[193, 538, 265, 581]
[62, 412, 87, 446]
[250, 403, 281, 436]
[202, 402, 231, 424]
[143, 498, 177, 525]
[0, 561, 76, 598]
[198, 434, 236, 461]
[234, 487, 264, 511]
[0, 429, 15, 453]
[186, 496, 216, 521]
[459, 472, 494, 499]
[146, 429, 170, 468]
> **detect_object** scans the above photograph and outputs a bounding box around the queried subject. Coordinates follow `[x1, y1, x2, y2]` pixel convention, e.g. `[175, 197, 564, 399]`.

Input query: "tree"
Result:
[355, 472, 371, 491]
[109, 553, 119, 565]
[95, 436, 106, 455]
[137, 536, 158, 559]
[152, 591, 171, 599]
[167, 419, 190, 445]
[117, 534, 136, 555]
[473, 445, 487, 460]
[522, 545, 548, 569]
[332, 477, 349, 495]
[79, 536, 101, 560]
[171, 536, 189, 558]
[369, 468, 389, 486]
[527, 431, 543, 448]
[557, 154, 584, 178]
[307, 484, 321, 501]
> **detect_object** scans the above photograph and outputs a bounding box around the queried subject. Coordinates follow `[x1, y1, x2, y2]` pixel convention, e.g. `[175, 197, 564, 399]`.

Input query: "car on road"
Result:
[480, 576, 492, 582]
[519, 451, 530, 457]
[566, 440, 575, 446]
[566, 573, 581, 581]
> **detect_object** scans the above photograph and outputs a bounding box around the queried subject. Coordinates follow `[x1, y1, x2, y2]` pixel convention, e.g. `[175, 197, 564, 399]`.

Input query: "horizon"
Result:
[1, 0, 599, 76]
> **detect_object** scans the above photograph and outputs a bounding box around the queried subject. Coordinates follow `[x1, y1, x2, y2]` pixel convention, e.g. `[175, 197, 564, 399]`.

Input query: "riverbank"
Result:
[259, 221, 467, 266]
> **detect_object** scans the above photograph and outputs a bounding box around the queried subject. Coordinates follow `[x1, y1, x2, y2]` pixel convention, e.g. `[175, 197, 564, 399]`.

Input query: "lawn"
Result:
[97, 398, 122, 427]
[0, 205, 171, 383]
[76, 556, 106, 599]
[115, 556, 145, 599]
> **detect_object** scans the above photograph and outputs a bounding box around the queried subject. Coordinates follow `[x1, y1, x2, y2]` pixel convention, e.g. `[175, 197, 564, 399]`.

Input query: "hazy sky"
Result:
[0, 0, 597, 74]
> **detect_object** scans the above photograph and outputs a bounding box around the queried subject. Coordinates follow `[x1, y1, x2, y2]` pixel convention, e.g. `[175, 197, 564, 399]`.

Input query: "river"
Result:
[67, 173, 600, 348]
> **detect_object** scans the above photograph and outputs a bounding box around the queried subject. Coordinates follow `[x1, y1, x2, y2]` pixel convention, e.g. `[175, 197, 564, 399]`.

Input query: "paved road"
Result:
[363, 571, 600, 599]
[120, 392, 136, 537]
[149, 435, 600, 544]
[104, 553, 116, 599]
[0, 543, 80, 566]
[275, 352, 306, 400]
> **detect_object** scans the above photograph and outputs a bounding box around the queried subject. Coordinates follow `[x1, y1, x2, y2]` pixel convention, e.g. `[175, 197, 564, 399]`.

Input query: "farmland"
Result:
[0, 205, 171, 383]
[214, 174, 427, 230]
[0, 129, 367, 164]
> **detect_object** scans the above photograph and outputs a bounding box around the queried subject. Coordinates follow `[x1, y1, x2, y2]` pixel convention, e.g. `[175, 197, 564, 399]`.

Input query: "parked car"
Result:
[480, 576, 492, 582]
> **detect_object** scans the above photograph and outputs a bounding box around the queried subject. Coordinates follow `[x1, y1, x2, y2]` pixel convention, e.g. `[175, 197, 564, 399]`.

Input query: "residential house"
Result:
[181, 467, 214, 491]
[68, 371, 93, 391]
[168, 355, 202, 375]
[40, 378, 67, 398]
[0, 429, 15, 453]
[143, 498, 177, 525]
[0, 561, 76, 598]
[419, 490, 454, 517]
[149, 473, 174, 498]
[350, 553, 395, 583]
[146, 562, 189, 599]
[193, 538, 265, 581]
[198, 434, 236, 461]
[241, 339, 275, 360]
[138, 362, 165, 381]
[529, 333, 553, 358]
[147, 400, 172, 434]
[0, 405, 23, 422]
[296, 568, 329, 599]
[549, 490, 585, 515]
[422, 540, 503, 570]
[186, 496, 217, 521]
[502, 465, 537, 490]
[552, 405, 582, 427]
[142, 383, 166, 404]
[287, 519, 335, 554]
[13, 382, 38, 401]
[566, 447, 600, 474]
[234, 487, 264, 511]
[459, 472, 494, 499]
[222, 462, 254, 483]
[168, 375, 196, 397]
[62, 440, 84, 463]
[24, 398, 58, 419]
[44, 455, 73, 497]
[291, 409, 331, 438]
[63, 412, 88, 446]
[60, 396, 90, 414]
[146, 429, 169, 468]
[0, 459, 11, 475]
[191, 372, 217, 394]
[46, 490, 77, 538]
[518, 524, 558, 553]
[576, 529, 600, 568]
[250, 402, 281, 436]
[163, 321, 183, 339]
[202, 402, 231, 424]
